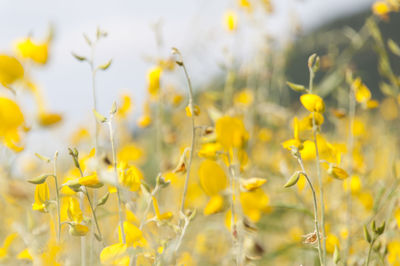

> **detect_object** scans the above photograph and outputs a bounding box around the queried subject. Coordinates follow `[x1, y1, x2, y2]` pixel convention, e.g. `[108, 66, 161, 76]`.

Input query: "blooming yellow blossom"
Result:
[147, 66, 162, 97]
[16, 38, 49, 64]
[204, 195, 224, 215]
[0, 54, 24, 86]
[32, 182, 50, 212]
[388, 240, 400, 265]
[300, 94, 325, 113]
[0, 97, 25, 152]
[223, 10, 238, 32]
[78, 173, 103, 188]
[118, 163, 143, 191]
[121, 221, 147, 248]
[67, 197, 83, 223]
[198, 159, 228, 196]
[100, 243, 128, 265]
[240, 188, 270, 222]
[215, 116, 249, 150]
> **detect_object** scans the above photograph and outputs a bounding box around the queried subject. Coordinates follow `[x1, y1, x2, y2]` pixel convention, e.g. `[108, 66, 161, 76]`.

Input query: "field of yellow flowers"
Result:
[1, 0, 400, 265]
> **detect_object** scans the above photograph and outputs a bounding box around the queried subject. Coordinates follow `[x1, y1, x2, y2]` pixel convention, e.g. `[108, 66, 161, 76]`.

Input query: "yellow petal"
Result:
[204, 195, 224, 215]
[199, 160, 228, 196]
[300, 94, 325, 113]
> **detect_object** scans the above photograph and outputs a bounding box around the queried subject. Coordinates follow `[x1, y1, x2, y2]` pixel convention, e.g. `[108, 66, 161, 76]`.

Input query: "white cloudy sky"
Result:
[0, 0, 373, 153]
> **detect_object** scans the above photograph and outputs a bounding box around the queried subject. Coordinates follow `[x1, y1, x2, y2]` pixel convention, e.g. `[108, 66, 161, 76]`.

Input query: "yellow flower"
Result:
[147, 66, 162, 98]
[300, 94, 325, 113]
[16, 38, 49, 64]
[69, 224, 89, 236]
[198, 160, 228, 196]
[282, 117, 302, 150]
[326, 233, 339, 254]
[38, 111, 62, 127]
[67, 197, 83, 223]
[137, 114, 152, 128]
[0, 233, 17, 260]
[234, 89, 254, 107]
[388, 240, 400, 265]
[204, 195, 224, 215]
[121, 221, 147, 248]
[223, 10, 238, 32]
[116, 94, 132, 118]
[17, 248, 33, 261]
[241, 177, 267, 191]
[152, 196, 173, 221]
[343, 175, 362, 194]
[0, 97, 25, 152]
[78, 173, 103, 188]
[240, 188, 270, 222]
[118, 143, 143, 164]
[118, 163, 143, 191]
[32, 183, 50, 212]
[353, 78, 371, 103]
[0, 54, 24, 86]
[328, 166, 349, 180]
[373, 1, 391, 19]
[215, 116, 249, 150]
[100, 243, 128, 265]
[198, 142, 223, 160]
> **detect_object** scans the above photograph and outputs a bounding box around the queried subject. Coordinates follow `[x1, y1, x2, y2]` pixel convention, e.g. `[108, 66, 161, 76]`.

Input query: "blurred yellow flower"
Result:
[38, 111, 62, 127]
[388, 240, 400, 265]
[118, 163, 143, 191]
[32, 182, 50, 212]
[78, 173, 103, 188]
[100, 243, 128, 265]
[240, 188, 269, 222]
[0, 97, 25, 152]
[67, 197, 83, 223]
[16, 38, 49, 64]
[0, 54, 24, 86]
[121, 221, 147, 248]
[234, 89, 254, 107]
[215, 116, 248, 150]
[198, 159, 228, 196]
[204, 195, 224, 215]
[147, 66, 162, 98]
[224, 10, 238, 32]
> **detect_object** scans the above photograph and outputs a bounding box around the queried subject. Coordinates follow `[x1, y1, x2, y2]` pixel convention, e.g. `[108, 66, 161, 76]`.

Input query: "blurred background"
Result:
[0, 0, 385, 153]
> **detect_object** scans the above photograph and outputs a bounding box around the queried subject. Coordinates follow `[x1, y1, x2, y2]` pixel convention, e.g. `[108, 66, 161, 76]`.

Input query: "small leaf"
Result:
[83, 33, 92, 46]
[284, 171, 301, 188]
[333, 245, 340, 264]
[388, 39, 400, 56]
[93, 109, 107, 123]
[98, 59, 112, 71]
[110, 101, 117, 115]
[28, 174, 53, 184]
[96, 192, 110, 207]
[71, 52, 87, 62]
[35, 153, 51, 163]
[364, 225, 371, 243]
[286, 82, 306, 92]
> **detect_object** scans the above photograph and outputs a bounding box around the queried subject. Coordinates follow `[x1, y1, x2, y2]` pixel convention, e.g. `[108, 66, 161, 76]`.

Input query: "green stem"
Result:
[297, 153, 324, 266]
[108, 117, 126, 244]
[53, 152, 61, 243]
[365, 238, 375, 266]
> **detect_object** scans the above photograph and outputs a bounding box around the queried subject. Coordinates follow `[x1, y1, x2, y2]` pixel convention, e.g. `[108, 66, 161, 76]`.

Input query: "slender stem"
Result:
[312, 125, 327, 264]
[365, 238, 375, 266]
[83, 188, 103, 241]
[108, 117, 126, 244]
[346, 82, 356, 263]
[297, 154, 324, 266]
[174, 217, 189, 253]
[227, 152, 241, 266]
[176, 51, 196, 215]
[53, 152, 61, 243]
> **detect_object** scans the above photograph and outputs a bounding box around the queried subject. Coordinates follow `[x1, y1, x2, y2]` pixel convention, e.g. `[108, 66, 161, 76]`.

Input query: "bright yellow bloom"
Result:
[241, 177, 267, 191]
[78, 173, 103, 188]
[147, 66, 162, 97]
[328, 166, 349, 180]
[117, 143, 143, 164]
[234, 89, 254, 107]
[100, 243, 128, 265]
[300, 94, 325, 113]
[32, 182, 50, 212]
[215, 116, 249, 150]
[352, 78, 371, 103]
[121, 221, 147, 248]
[0, 54, 24, 86]
[0, 233, 17, 260]
[185, 104, 200, 117]
[198, 159, 228, 196]
[373, 1, 391, 19]
[118, 163, 143, 191]
[240, 188, 270, 222]
[17, 248, 33, 261]
[343, 175, 361, 194]
[69, 224, 89, 236]
[16, 38, 49, 64]
[38, 111, 62, 127]
[204, 195, 224, 215]
[198, 142, 223, 160]
[67, 197, 83, 223]
[116, 94, 132, 118]
[224, 10, 238, 32]
[0, 97, 25, 152]
[388, 240, 400, 265]
[152, 196, 173, 220]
